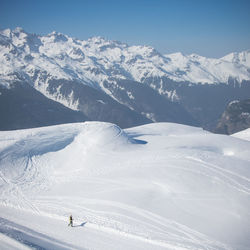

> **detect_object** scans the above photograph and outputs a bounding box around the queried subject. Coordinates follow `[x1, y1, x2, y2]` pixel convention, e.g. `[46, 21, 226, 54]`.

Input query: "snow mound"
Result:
[0, 122, 134, 183]
[73, 122, 135, 149]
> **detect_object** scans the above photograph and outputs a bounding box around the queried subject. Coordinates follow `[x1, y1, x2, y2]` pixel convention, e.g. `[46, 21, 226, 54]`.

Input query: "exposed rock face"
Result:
[0, 82, 88, 130]
[215, 99, 250, 134]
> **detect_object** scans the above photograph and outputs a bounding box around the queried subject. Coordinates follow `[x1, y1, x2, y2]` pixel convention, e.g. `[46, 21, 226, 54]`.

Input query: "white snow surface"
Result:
[0, 28, 250, 92]
[1, 121, 250, 250]
[232, 128, 250, 141]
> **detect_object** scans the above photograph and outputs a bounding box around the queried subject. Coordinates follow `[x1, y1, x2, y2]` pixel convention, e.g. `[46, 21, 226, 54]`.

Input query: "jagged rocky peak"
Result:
[46, 31, 69, 42]
[0, 28, 11, 37]
[222, 50, 250, 66]
[13, 27, 25, 34]
[0, 27, 41, 51]
[128, 44, 161, 58]
[0, 27, 26, 41]
[0, 27, 23, 36]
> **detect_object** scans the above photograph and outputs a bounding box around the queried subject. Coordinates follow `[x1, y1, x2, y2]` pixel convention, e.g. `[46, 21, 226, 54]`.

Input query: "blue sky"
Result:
[1, 0, 250, 57]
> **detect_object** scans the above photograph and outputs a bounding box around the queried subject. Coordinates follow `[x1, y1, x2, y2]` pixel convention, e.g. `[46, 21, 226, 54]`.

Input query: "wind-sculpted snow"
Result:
[1, 122, 250, 249]
[72, 122, 136, 148]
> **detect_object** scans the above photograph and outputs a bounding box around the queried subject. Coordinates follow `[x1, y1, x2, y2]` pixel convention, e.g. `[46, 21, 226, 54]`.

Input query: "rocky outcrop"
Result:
[215, 99, 250, 134]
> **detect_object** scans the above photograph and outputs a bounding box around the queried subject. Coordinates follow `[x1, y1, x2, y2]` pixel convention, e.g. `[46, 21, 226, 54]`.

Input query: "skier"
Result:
[68, 215, 73, 227]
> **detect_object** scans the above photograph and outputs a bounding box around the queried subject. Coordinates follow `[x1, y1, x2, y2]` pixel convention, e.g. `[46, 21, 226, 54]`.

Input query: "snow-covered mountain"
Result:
[1, 121, 250, 249]
[1, 27, 250, 130]
[1, 27, 250, 87]
[166, 51, 250, 84]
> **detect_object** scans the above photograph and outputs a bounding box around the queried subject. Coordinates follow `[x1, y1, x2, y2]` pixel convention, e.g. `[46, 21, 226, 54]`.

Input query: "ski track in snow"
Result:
[1, 122, 250, 249]
[186, 157, 250, 194]
[4, 197, 228, 250]
[0, 217, 81, 250]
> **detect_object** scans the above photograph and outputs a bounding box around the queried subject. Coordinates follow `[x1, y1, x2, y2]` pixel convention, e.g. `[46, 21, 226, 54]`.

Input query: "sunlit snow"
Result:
[1, 122, 250, 249]
[232, 128, 250, 142]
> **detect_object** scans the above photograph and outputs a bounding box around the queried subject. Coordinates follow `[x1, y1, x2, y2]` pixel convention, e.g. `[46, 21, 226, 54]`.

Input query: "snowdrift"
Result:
[1, 121, 250, 250]
[68, 121, 136, 148]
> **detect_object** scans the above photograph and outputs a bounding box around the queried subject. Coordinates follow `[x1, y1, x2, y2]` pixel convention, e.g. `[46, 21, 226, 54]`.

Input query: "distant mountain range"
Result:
[1, 27, 250, 131]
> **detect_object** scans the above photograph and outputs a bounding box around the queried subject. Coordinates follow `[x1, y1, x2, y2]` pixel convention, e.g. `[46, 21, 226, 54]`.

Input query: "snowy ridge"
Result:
[166, 51, 250, 84]
[1, 121, 250, 249]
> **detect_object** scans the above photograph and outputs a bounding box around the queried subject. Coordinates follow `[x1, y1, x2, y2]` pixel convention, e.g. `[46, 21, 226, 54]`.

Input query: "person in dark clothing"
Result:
[68, 215, 73, 227]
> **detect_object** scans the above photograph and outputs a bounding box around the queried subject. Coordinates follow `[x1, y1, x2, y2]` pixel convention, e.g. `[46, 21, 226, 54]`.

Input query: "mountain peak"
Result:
[221, 50, 250, 67]
[0, 28, 12, 37]
[47, 31, 68, 42]
[0, 27, 28, 40]
[13, 27, 25, 33]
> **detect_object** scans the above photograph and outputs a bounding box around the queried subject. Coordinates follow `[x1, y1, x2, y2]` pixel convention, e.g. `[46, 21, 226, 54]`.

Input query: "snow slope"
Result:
[0, 122, 250, 249]
[232, 128, 250, 141]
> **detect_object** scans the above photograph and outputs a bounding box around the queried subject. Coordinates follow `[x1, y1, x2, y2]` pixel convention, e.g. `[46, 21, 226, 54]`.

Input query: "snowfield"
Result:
[0, 122, 250, 250]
